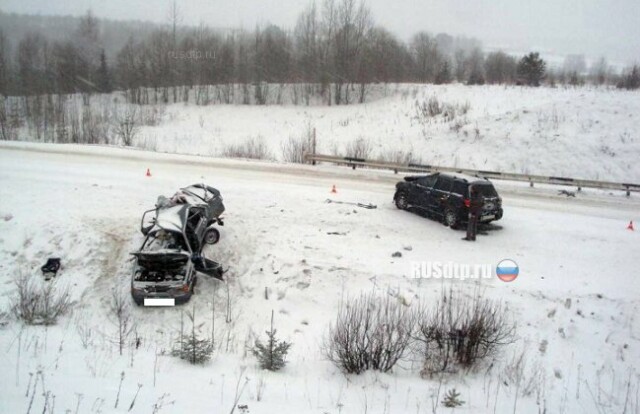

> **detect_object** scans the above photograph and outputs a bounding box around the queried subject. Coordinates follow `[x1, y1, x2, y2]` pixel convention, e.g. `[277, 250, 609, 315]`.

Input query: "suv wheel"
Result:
[395, 192, 408, 210]
[444, 209, 459, 229]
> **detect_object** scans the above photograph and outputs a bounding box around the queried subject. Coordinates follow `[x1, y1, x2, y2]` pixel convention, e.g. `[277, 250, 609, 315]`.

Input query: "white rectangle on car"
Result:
[144, 298, 175, 307]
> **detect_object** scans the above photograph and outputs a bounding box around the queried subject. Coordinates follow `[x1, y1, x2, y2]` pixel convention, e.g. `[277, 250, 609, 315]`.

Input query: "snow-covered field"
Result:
[128, 84, 640, 183]
[0, 143, 638, 413]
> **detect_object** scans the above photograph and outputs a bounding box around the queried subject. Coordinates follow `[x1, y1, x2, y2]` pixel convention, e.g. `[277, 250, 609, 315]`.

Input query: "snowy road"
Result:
[0, 143, 639, 413]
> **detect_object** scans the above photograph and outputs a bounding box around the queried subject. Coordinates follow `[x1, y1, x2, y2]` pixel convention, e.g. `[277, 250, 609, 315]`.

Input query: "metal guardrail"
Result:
[304, 153, 640, 196]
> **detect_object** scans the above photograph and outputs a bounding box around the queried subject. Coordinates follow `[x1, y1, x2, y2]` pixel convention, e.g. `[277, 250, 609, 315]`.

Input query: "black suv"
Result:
[393, 173, 503, 228]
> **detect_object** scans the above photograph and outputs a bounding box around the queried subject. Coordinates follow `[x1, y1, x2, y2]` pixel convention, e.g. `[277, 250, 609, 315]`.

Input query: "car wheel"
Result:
[395, 192, 408, 210]
[444, 209, 459, 229]
[204, 227, 220, 245]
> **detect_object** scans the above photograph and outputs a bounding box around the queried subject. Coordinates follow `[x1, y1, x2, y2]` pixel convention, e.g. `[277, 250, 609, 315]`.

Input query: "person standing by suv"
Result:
[463, 185, 484, 241]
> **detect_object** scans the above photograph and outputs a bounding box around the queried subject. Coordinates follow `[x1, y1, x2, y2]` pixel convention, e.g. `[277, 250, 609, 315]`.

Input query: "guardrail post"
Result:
[529, 182, 534, 187]
[626, 186, 631, 197]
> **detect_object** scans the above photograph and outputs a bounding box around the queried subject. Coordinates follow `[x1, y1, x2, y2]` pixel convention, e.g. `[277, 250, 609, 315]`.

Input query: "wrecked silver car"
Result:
[131, 184, 225, 306]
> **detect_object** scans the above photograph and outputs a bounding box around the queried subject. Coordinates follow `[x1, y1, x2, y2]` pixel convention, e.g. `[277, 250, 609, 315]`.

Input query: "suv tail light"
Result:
[464, 199, 471, 207]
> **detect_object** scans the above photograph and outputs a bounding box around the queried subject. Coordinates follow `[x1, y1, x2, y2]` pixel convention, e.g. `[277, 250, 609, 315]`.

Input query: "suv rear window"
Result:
[473, 183, 498, 197]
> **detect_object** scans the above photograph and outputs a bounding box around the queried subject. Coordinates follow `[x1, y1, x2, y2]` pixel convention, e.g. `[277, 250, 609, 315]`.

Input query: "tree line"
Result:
[0, 0, 638, 106]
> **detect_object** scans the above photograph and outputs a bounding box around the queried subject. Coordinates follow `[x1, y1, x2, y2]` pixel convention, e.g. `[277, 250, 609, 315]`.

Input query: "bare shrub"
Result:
[222, 136, 272, 160]
[134, 135, 158, 152]
[11, 274, 73, 325]
[426, 96, 442, 117]
[415, 98, 471, 125]
[378, 149, 422, 165]
[75, 313, 94, 348]
[139, 105, 165, 127]
[345, 137, 373, 160]
[0, 98, 18, 140]
[81, 105, 111, 144]
[458, 101, 471, 115]
[442, 104, 456, 122]
[281, 122, 315, 163]
[113, 105, 140, 146]
[414, 290, 516, 376]
[324, 293, 418, 374]
[255, 83, 270, 105]
[450, 118, 469, 134]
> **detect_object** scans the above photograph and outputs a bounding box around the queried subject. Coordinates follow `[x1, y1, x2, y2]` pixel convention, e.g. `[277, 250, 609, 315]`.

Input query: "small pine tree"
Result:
[252, 310, 292, 371]
[442, 388, 465, 408]
[171, 308, 213, 364]
[517, 52, 546, 86]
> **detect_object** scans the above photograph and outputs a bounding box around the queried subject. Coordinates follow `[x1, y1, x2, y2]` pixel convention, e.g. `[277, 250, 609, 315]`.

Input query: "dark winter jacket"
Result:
[469, 190, 484, 215]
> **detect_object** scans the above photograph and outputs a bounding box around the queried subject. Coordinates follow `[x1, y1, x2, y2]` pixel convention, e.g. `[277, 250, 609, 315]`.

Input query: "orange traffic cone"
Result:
[628, 221, 634, 231]
[146, 168, 152, 177]
[330, 185, 337, 194]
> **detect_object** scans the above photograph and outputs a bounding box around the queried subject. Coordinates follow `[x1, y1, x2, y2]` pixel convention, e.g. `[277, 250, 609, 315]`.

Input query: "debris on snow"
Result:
[558, 190, 576, 197]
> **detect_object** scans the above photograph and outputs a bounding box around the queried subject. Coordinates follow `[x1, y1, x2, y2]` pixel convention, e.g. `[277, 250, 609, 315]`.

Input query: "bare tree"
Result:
[17, 32, 50, 97]
[484, 51, 517, 84]
[453, 48, 467, 82]
[167, 1, 182, 102]
[108, 288, 135, 356]
[465, 47, 485, 85]
[331, 0, 372, 104]
[410, 32, 440, 83]
[113, 104, 139, 146]
[589, 57, 609, 85]
[115, 37, 146, 104]
[295, 2, 320, 102]
[563, 54, 586, 75]
[75, 10, 102, 93]
[0, 29, 8, 96]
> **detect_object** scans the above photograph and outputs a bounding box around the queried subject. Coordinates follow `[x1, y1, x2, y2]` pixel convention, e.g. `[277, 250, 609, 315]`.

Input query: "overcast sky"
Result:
[2, 0, 639, 64]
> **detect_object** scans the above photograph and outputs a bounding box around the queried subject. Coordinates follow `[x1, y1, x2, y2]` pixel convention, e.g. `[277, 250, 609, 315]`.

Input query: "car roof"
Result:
[418, 172, 494, 185]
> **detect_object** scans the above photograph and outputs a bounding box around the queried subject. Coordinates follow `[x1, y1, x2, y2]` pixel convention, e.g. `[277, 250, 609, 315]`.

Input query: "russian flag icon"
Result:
[496, 259, 519, 282]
